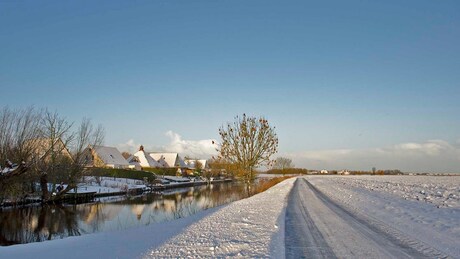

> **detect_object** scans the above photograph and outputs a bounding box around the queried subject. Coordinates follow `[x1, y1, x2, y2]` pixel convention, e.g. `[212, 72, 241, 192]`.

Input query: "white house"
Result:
[320, 170, 329, 174]
[338, 170, 350, 175]
[184, 159, 208, 170]
[149, 153, 186, 168]
[127, 146, 161, 170]
[84, 145, 130, 169]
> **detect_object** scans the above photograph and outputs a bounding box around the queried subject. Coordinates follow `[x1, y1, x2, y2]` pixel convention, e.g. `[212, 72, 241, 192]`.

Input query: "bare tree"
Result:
[0, 107, 42, 202]
[0, 107, 105, 203]
[0, 106, 42, 164]
[273, 157, 294, 170]
[195, 160, 203, 171]
[217, 114, 278, 182]
[41, 117, 104, 202]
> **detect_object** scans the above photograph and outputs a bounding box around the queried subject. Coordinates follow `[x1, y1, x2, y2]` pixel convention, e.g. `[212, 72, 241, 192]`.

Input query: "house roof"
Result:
[27, 137, 73, 161]
[149, 153, 185, 168]
[184, 159, 208, 169]
[130, 150, 161, 168]
[92, 146, 129, 166]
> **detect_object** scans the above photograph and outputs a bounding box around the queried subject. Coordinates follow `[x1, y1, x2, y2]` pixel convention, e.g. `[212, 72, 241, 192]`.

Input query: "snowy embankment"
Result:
[145, 177, 296, 258]
[307, 175, 460, 257]
[67, 176, 147, 194]
[1, 178, 296, 259]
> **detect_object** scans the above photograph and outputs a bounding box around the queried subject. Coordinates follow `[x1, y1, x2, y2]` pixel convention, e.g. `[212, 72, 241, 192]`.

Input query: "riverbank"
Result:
[0, 176, 233, 207]
[0, 178, 296, 258]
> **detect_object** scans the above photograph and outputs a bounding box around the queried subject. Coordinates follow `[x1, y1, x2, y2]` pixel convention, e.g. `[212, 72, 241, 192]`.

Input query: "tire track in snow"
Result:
[305, 179, 450, 259]
[285, 179, 337, 259]
[286, 178, 448, 258]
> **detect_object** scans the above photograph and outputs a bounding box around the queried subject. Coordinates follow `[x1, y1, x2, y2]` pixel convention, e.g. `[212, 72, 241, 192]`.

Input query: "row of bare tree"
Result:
[0, 107, 104, 204]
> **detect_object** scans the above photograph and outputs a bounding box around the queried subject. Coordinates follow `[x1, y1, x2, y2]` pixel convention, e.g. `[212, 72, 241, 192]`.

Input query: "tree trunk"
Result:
[39, 173, 50, 202]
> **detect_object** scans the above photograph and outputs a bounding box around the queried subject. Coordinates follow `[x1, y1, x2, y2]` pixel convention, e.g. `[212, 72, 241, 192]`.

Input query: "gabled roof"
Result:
[184, 159, 208, 169]
[92, 146, 129, 166]
[149, 153, 185, 168]
[27, 137, 73, 161]
[130, 150, 161, 168]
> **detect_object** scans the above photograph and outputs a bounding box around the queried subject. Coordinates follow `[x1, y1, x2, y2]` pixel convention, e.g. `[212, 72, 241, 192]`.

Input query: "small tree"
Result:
[121, 152, 132, 159]
[217, 114, 278, 182]
[273, 157, 294, 170]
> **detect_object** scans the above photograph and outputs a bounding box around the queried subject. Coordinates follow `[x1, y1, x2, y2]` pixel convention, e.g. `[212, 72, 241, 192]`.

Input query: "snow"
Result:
[146, 178, 295, 258]
[1, 175, 459, 258]
[67, 176, 147, 194]
[306, 175, 460, 257]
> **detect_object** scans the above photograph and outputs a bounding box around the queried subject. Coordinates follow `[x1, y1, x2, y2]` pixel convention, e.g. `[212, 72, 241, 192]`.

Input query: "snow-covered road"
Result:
[286, 178, 449, 258]
[305, 175, 459, 258]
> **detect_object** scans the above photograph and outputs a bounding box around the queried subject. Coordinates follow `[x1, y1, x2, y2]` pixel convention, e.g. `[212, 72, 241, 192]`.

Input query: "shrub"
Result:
[264, 168, 309, 175]
[254, 176, 293, 193]
[140, 167, 178, 176]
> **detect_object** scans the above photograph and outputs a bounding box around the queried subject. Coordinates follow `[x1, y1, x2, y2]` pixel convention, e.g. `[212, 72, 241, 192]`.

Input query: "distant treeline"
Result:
[264, 168, 403, 175]
[264, 168, 309, 175]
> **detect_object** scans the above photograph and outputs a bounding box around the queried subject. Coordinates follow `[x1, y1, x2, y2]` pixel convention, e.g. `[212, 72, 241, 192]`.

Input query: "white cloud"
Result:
[117, 139, 141, 154]
[390, 140, 451, 156]
[287, 139, 460, 173]
[162, 131, 217, 159]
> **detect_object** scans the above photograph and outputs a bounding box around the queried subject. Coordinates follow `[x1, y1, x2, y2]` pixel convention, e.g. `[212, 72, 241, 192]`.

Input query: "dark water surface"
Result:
[0, 181, 257, 246]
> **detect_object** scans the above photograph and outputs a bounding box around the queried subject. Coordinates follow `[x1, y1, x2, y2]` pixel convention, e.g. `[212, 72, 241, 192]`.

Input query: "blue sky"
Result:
[1, 0, 459, 172]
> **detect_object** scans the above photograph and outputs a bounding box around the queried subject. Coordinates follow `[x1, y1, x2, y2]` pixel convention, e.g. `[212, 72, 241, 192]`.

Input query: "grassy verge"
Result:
[254, 176, 293, 193]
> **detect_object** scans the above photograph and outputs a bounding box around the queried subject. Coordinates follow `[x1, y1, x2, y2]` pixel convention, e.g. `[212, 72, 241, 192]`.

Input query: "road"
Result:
[285, 178, 448, 259]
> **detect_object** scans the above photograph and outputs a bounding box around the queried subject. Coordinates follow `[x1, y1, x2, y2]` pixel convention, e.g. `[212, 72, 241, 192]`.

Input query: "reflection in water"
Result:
[0, 181, 255, 246]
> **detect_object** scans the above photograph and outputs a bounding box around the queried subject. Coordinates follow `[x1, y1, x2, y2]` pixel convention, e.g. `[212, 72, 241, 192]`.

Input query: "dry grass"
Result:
[254, 176, 293, 193]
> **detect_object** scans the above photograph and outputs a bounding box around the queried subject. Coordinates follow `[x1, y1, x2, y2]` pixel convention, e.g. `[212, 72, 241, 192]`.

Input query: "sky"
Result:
[1, 0, 459, 172]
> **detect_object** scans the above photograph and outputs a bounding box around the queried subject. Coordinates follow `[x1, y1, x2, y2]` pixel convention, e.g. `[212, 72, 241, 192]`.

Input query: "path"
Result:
[285, 178, 447, 258]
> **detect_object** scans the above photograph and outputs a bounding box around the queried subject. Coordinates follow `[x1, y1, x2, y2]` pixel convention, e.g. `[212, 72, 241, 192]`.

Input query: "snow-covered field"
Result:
[1, 175, 459, 258]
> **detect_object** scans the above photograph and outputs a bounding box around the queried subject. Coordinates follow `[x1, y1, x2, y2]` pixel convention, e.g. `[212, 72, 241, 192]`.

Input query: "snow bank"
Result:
[145, 177, 296, 258]
[0, 178, 296, 258]
[68, 176, 147, 194]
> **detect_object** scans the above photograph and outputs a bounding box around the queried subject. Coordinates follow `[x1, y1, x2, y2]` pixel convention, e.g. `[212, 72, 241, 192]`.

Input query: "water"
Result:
[0, 181, 257, 246]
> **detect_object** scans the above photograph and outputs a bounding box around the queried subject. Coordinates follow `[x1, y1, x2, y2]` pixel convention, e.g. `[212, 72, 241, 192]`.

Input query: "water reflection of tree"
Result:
[0, 205, 81, 245]
[77, 202, 124, 232]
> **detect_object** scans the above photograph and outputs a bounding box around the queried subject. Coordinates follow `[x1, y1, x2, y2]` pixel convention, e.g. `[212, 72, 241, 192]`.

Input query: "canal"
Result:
[0, 181, 258, 246]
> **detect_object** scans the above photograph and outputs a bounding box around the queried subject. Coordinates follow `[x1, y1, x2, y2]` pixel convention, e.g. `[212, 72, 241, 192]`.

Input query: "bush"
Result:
[141, 167, 178, 176]
[264, 168, 309, 175]
[254, 176, 293, 193]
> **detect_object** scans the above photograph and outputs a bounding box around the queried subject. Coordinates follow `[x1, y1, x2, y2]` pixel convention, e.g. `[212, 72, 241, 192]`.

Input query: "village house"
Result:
[27, 137, 73, 162]
[338, 170, 350, 175]
[83, 145, 130, 169]
[183, 159, 208, 170]
[127, 145, 161, 170]
[149, 152, 186, 168]
[183, 159, 209, 176]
